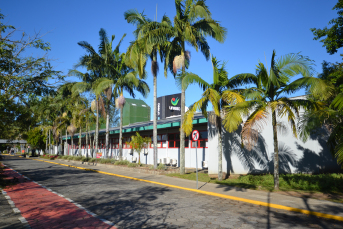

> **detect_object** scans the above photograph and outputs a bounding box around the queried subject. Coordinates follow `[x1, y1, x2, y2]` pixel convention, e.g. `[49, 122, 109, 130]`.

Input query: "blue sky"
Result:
[2, 0, 342, 118]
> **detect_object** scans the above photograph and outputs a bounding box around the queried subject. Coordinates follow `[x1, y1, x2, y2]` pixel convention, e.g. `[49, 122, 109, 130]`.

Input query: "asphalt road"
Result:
[2, 156, 343, 229]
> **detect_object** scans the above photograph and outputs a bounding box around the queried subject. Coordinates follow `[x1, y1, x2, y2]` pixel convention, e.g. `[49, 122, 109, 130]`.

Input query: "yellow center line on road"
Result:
[27, 157, 343, 222]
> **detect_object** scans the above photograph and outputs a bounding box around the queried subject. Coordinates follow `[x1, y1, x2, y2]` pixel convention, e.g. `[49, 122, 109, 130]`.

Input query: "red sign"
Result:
[96, 153, 102, 158]
[192, 130, 199, 141]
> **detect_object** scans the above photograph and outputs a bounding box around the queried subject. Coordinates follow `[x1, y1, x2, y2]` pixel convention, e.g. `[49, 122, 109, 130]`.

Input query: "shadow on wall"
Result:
[222, 126, 298, 175]
[295, 128, 343, 174]
[209, 123, 342, 175]
[221, 126, 269, 175]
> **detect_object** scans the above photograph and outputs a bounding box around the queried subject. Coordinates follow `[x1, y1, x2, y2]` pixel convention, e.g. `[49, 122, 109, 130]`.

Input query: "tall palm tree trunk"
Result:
[65, 129, 68, 155]
[217, 116, 223, 181]
[79, 127, 82, 156]
[119, 107, 123, 159]
[95, 97, 99, 157]
[180, 46, 186, 174]
[153, 71, 158, 169]
[272, 110, 279, 189]
[60, 131, 62, 155]
[86, 121, 88, 158]
[90, 135, 93, 158]
[105, 104, 110, 159]
[49, 129, 51, 155]
[45, 134, 48, 154]
[138, 150, 141, 165]
[180, 88, 185, 174]
[71, 135, 73, 155]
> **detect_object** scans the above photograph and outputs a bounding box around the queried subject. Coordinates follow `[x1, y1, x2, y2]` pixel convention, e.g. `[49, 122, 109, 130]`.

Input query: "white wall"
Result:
[208, 111, 342, 177]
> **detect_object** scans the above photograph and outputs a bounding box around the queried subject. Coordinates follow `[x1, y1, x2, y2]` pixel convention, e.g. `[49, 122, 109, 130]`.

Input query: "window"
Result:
[191, 131, 208, 148]
[123, 137, 131, 149]
[150, 134, 167, 148]
[111, 138, 119, 149]
[168, 133, 189, 148]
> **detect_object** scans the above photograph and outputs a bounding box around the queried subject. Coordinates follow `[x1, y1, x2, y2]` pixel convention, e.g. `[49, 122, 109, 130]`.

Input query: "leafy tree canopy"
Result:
[0, 10, 63, 140]
[26, 127, 46, 149]
[311, 0, 343, 54]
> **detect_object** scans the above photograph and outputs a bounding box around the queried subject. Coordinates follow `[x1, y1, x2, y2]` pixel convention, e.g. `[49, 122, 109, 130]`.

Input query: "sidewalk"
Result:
[32, 157, 343, 221]
[1, 164, 117, 229]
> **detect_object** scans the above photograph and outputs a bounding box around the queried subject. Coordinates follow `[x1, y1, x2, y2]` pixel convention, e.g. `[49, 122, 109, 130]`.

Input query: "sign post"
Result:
[192, 130, 200, 189]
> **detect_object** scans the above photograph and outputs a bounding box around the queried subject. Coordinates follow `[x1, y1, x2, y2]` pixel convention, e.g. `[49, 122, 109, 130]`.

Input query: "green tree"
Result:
[163, 0, 227, 174]
[0, 11, 62, 140]
[125, 9, 169, 168]
[182, 57, 244, 180]
[92, 29, 149, 159]
[311, 0, 343, 54]
[299, 61, 343, 167]
[127, 132, 151, 164]
[27, 127, 46, 150]
[227, 50, 319, 189]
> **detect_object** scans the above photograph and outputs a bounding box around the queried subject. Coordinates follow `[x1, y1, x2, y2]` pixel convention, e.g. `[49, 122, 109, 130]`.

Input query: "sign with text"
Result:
[96, 153, 102, 158]
[157, 93, 181, 119]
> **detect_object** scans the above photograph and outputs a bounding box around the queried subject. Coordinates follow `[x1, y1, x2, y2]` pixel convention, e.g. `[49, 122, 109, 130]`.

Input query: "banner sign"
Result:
[96, 153, 102, 158]
[157, 93, 181, 119]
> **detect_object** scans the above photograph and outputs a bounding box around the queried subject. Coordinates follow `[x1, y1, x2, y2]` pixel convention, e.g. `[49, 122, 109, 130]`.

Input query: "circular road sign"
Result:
[192, 130, 200, 141]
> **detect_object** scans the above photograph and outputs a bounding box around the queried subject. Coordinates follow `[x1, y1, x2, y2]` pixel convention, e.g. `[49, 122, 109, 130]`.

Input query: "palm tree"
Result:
[125, 9, 169, 168]
[226, 50, 320, 189]
[161, 0, 227, 174]
[96, 71, 149, 160]
[93, 29, 149, 159]
[182, 57, 244, 180]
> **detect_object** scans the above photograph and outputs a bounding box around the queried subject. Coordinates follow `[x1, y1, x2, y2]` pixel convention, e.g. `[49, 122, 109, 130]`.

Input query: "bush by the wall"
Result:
[114, 160, 130, 165]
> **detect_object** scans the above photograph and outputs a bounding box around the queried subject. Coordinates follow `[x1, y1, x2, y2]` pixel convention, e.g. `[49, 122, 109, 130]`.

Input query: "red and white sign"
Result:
[191, 130, 199, 141]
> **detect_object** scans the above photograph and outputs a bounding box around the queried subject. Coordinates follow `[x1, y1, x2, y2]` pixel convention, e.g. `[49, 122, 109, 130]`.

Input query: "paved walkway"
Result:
[1, 165, 116, 229]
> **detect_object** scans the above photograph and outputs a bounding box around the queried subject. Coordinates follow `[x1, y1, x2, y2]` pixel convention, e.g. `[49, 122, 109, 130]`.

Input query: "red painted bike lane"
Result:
[3, 167, 116, 229]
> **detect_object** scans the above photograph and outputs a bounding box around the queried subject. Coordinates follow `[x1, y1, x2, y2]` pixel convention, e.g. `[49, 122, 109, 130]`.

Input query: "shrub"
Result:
[89, 158, 96, 163]
[99, 158, 112, 164]
[128, 163, 138, 167]
[81, 157, 90, 162]
[157, 164, 166, 170]
[3, 150, 7, 154]
[149, 165, 155, 170]
[49, 155, 57, 160]
[74, 156, 83, 161]
[114, 160, 130, 165]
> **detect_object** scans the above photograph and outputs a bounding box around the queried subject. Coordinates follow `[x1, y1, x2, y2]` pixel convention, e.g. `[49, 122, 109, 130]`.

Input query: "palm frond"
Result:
[228, 73, 258, 88]
[241, 104, 269, 151]
[222, 101, 251, 133]
[71, 82, 90, 97]
[283, 77, 333, 101]
[192, 18, 227, 43]
[277, 52, 314, 79]
[115, 33, 127, 53]
[221, 90, 245, 106]
[175, 72, 209, 91]
[183, 96, 208, 136]
[331, 93, 343, 111]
